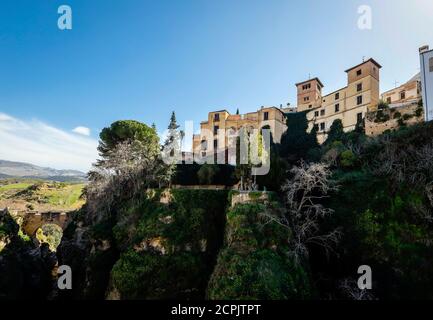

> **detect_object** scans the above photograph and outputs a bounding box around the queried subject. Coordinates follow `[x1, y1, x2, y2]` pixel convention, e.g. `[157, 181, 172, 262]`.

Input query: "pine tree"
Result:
[163, 112, 181, 154]
[162, 112, 181, 186]
[325, 119, 344, 146]
[279, 111, 319, 164]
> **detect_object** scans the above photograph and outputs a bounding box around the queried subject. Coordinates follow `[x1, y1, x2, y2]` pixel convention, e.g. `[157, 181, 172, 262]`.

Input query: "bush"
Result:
[340, 150, 356, 168]
[110, 189, 229, 299]
[403, 113, 413, 121]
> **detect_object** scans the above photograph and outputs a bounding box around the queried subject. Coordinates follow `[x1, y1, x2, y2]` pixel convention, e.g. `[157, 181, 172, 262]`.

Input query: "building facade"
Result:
[381, 73, 421, 107]
[296, 59, 382, 144]
[420, 45, 433, 122]
[192, 107, 288, 162]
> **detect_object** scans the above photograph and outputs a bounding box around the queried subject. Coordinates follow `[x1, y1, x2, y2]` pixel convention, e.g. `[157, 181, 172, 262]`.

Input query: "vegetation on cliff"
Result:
[207, 202, 312, 300]
[4, 113, 433, 301]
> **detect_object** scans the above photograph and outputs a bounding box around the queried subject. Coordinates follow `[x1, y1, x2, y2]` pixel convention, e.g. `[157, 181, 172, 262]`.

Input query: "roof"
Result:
[323, 86, 348, 98]
[295, 77, 324, 88]
[420, 47, 433, 55]
[381, 73, 421, 96]
[211, 109, 230, 114]
[345, 58, 382, 73]
[259, 106, 288, 115]
[408, 72, 421, 83]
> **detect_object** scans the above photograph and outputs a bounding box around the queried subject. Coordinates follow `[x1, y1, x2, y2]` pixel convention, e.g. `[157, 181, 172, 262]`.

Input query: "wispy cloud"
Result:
[72, 126, 91, 136]
[0, 112, 98, 172]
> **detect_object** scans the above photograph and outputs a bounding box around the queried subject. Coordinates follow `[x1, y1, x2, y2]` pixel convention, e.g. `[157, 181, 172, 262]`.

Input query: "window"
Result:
[314, 111, 319, 117]
[387, 97, 391, 104]
[430, 57, 433, 72]
[357, 95, 363, 105]
[357, 83, 363, 92]
[320, 109, 325, 116]
[357, 112, 363, 123]
[317, 84, 321, 91]
[309, 104, 313, 109]
[320, 123, 325, 131]
[304, 97, 310, 102]
[201, 140, 207, 150]
[356, 69, 362, 76]
[202, 152, 206, 157]
[335, 92, 340, 100]
[214, 113, 220, 121]
[400, 91, 406, 100]
[214, 126, 219, 135]
[302, 83, 312, 90]
[335, 104, 340, 113]
[314, 124, 319, 131]
[264, 112, 269, 121]
[213, 139, 218, 148]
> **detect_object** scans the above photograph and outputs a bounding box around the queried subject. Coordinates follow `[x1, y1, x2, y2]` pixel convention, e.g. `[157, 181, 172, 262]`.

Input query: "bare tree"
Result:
[86, 140, 173, 222]
[339, 278, 375, 300]
[261, 162, 341, 264]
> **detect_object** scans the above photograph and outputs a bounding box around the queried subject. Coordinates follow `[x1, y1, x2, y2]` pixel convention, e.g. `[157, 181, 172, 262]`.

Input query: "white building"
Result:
[420, 45, 433, 122]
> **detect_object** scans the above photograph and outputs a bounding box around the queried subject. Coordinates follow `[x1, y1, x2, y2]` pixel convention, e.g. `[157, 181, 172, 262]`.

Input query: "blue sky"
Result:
[0, 0, 432, 171]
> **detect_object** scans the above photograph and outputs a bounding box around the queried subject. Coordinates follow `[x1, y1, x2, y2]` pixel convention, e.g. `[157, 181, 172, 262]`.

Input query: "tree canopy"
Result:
[279, 111, 319, 164]
[98, 120, 159, 160]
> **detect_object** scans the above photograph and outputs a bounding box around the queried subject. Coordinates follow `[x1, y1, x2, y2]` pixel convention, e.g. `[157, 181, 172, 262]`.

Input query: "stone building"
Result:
[296, 58, 382, 144]
[381, 73, 421, 106]
[192, 107, 288, 162]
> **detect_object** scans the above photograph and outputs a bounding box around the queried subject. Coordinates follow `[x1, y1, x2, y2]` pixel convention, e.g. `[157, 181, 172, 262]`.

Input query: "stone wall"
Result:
[365, 102, 424, 136]
[230, 192, 269, 207]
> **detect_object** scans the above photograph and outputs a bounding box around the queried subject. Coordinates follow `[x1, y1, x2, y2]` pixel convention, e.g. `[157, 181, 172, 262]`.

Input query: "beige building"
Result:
[192, 107, 288, 161]
[381, 73, 421, 106]
[296, 59, 382, 143]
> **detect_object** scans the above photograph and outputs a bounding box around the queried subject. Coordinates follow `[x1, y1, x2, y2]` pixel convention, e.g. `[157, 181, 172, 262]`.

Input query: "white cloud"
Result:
[0, 112, 99, 172]
[72, 126, 91, 136]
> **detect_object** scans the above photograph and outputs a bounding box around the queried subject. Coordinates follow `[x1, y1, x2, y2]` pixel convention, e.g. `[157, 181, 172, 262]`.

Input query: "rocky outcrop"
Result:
[0, 209, 57, 300]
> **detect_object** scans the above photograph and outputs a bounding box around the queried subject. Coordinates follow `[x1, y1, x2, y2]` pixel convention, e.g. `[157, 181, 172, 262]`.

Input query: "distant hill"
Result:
[0, 160, 87, 182]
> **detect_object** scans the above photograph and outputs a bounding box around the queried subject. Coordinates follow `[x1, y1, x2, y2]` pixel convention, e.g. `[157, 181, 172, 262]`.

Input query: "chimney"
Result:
[419, 45, 430, 54]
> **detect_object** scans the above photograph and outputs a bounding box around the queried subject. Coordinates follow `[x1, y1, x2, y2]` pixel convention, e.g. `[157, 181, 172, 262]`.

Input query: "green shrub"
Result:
[340, 150, 356, 168]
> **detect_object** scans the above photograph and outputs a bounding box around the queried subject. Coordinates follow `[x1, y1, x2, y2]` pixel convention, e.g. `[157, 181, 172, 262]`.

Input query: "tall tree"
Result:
[279, 111, 319, 164]
[97, 120, 160, 167]
[162, 112, 182, 185]
[325, 119, 345, 146]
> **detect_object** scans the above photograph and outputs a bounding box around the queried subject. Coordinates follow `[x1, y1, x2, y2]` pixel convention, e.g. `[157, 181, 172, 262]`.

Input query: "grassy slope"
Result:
[0, 180, 85, 211]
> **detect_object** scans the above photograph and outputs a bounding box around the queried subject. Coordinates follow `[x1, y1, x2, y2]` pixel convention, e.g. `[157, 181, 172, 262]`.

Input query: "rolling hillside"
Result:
[0, 160, 87, 182]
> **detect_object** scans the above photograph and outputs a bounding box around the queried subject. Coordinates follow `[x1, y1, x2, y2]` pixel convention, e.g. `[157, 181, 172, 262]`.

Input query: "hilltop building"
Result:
[192, 107, 290, 162]
[381, 73, 421, 107]
[297, 58, 382, 144]
[192, 52, 429, 156]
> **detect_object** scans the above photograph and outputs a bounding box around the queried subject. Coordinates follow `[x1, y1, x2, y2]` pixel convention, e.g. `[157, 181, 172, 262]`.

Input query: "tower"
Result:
[296, 77, 324, 112]
[344, 58, 381, 112]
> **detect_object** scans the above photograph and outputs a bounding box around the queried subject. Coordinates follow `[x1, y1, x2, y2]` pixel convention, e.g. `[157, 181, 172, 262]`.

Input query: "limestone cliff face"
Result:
[56, 211, 119, 300]
[206, 202, 313, 300]
[0, 209, 57, 300]
[54, 189, 303, 300]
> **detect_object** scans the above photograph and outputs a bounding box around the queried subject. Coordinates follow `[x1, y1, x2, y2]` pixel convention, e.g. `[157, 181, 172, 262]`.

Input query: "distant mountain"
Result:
[0, 160, 87, 182]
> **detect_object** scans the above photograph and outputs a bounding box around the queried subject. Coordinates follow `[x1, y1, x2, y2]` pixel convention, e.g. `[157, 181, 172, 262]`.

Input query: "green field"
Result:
[0, 180, 86, 211]
[0, 183, 33, 192]
[42, 184, 84, 207]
